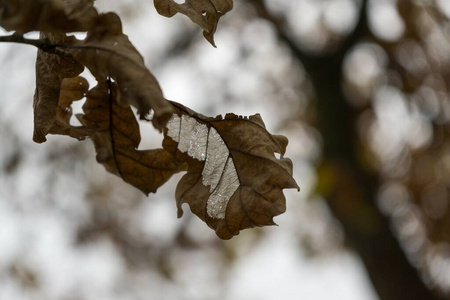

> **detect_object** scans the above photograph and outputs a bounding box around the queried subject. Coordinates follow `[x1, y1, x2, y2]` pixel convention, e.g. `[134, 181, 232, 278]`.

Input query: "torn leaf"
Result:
[163, 102, 299, 239]
[154, 0, 233, 46]
[77, 81, 184, 195]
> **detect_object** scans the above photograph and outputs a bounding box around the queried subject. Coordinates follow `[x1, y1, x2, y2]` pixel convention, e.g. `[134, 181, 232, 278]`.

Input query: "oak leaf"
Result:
[163, 102, 299, 239]
[0, 0, 98, 33]
[77, 81, 184, 195]
[154, 0, 233, 46]
[33, 33, 85, 143]
[68, 12, 173, 130]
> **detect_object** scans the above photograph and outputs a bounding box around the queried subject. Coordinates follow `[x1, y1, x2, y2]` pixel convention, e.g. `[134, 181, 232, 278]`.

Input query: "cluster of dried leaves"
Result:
[0, 0, 298, 239]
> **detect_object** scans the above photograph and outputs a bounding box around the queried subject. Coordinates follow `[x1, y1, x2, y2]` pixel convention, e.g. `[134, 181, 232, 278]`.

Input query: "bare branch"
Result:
[247, 0, 314, 67]
[247, 0, 369, 69]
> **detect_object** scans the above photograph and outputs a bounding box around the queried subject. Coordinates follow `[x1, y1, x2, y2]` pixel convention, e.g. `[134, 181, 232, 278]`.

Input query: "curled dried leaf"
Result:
[154, 0, 233, 46]
[0, 0, 98, 33]
[68, 13, 173, 130]
[77, 81, 184, 195]
[33, 32, 84, 143]
[163, 102, 299, 239]
[47, 76, 90, 140]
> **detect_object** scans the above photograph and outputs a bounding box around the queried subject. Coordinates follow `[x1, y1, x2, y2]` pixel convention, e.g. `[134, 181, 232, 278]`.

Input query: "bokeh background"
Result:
[1, 0, 450, 299]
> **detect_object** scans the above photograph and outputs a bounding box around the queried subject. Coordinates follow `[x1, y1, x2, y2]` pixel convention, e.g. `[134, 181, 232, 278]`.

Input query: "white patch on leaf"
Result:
[206, 156, 239, 219]
[166, 114, 240, 219]
[167, 114, 208, 161]
[202, 128, 228, 189]
[166, 114, 181, 142]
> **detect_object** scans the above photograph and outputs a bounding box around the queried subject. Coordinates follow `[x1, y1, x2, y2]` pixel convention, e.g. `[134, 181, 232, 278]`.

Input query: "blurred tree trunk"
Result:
[251, 0, 440, 299]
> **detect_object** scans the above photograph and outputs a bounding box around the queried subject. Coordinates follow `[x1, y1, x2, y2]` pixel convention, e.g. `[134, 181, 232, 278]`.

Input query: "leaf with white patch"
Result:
[163, 102, 299, 239]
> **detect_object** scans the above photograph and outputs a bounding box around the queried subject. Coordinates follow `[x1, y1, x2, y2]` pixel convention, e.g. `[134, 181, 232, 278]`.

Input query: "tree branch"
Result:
[336, 0, 369, 58]
[248, 0, 369, 70]
[247, 0, 314, 68]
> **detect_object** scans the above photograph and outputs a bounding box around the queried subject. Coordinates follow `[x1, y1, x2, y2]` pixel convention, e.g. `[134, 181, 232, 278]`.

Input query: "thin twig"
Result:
[0, 34, 70, 56]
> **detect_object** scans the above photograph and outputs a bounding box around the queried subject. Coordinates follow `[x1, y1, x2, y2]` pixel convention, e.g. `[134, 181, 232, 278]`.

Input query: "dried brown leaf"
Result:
[33, 33, 84, 143]
[47, 76, 90, 140]
[0, 0, 98, 33]
[68, 13, 173, 130]
[163, 102, 299, 239]
[77, 82, 184, 195]
[154, 0, 233, 46]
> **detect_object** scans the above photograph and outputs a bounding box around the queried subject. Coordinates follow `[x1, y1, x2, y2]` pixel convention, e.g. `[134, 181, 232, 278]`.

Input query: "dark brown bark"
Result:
[250, 0, 441, 299]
